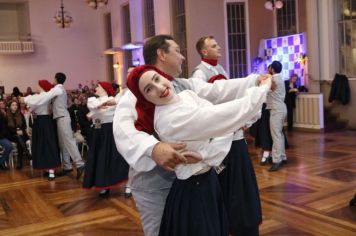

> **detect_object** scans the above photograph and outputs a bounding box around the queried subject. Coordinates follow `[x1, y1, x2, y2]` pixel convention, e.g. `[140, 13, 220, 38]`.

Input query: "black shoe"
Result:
[350, 195, 356, 206]
[57, 169, 73, 176]
[76, 166, 85, 180]
[0, 163, 9, 170]
[99, 189, 110, 198]
[260, 156, 272, 166]
[16, 163, 23, 170]
[281, 160, 288, 165]
[269, 162, 283, 172]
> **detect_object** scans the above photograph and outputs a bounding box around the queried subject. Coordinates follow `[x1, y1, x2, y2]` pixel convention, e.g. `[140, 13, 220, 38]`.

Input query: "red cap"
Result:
[38, 80, 54, 92]
[98, 81, 115, 97]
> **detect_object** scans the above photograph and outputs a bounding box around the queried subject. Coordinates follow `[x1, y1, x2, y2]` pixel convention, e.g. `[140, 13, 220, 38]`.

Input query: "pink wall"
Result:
[0, 0, 108, 92]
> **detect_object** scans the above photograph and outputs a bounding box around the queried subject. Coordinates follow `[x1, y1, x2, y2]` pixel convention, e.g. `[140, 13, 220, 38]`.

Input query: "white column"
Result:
[305, 0, 320, 93]
[154, 0, 172, 34]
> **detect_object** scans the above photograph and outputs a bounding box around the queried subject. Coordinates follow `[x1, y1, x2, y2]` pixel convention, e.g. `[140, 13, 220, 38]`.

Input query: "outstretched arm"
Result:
[112, 91, 198, 172]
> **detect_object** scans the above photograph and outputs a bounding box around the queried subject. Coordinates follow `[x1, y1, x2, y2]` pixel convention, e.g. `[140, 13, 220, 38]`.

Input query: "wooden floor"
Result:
[0, 130, 355, 236]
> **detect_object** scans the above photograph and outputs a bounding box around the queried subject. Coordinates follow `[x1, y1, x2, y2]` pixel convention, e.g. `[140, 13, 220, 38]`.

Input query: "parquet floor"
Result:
[0, 130, 355, 235]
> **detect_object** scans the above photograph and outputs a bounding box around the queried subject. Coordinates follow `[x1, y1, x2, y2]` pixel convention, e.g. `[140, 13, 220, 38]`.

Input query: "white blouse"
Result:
[24, 92, 51, 115]
[155, 84, 269, 179]
[87, 95, 116, 124]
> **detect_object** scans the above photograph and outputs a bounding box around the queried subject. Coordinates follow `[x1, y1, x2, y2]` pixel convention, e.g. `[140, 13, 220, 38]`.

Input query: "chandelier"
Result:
[265, 0, 284, 11]
[53, 0, 73, 28]
[87, 0, 109, 9]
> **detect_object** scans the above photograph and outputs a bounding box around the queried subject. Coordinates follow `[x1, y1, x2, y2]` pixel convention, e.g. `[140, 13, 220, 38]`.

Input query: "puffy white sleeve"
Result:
[25, 86, 63, 106]
[187, 74, 259, 104]
[155, 84, 269, 141]
[112, 91, 159, 172]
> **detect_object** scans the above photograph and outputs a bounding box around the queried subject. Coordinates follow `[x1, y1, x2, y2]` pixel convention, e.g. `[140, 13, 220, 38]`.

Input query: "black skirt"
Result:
[159, 169, 228, 236]
[218, 139, 262, 235]
[250, 104, 273, 150]
[82, 122, 129, 190]
[31, 115, 61, 170]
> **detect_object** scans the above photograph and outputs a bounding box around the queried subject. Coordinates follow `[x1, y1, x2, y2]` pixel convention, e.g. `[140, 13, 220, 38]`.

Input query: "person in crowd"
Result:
[126, 65, 271, 236]
[191, 35, 262, 235]
[6, 100, 30, 169]
[25, 87, 34, 96]
[24, 80, 61, 180]
[11, 86, 23, 98]
[0, 99, 7, 116]
[82, 81, 129, 197]
[0, 87, 6, 100]
[266, 61, 288, 171]
[285, 74, 299, 131]
[31, 73, 85, 179]
[0, 109, 12, 170]
[113, 34, 270, 236]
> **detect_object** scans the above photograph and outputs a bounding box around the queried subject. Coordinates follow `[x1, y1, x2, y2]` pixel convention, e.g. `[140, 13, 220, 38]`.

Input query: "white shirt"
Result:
[155, 86, 269, 179]
[87, 95, 116, 124]
[113, 74, 260, 172]
[24, 92, 51, 115]
[191, 61, 229, 80]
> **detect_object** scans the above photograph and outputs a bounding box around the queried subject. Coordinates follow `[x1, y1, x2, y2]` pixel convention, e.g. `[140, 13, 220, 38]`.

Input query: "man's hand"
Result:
[152, 142, 188, 171]
[181, 151, 203, 164]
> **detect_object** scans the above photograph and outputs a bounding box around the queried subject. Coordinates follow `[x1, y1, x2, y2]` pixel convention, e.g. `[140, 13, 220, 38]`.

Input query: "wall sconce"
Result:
[265, 0, 283, 11]
[113, 62, 119, 69]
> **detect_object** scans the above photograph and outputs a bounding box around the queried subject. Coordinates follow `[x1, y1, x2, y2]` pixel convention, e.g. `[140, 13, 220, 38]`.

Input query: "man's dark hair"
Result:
[55, 72, 66, 84]
[269, 61, 282, 74]
[196, 35, 214, 57]
[143, 35, 174, 65]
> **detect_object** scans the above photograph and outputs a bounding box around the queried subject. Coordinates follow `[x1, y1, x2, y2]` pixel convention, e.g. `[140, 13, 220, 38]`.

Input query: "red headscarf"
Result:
[207, 74, 227, 83]
[98, 81, 115, 97]
[38, 80, 54, 92]
[126, 65, 174, 134]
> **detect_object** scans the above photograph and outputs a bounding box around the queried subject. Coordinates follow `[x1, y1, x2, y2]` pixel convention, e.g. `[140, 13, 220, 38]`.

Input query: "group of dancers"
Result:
[7, 34, 290, 236]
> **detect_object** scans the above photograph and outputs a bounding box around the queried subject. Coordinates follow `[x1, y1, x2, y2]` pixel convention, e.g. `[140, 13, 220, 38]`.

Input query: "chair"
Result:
[9, 142, 18, 168]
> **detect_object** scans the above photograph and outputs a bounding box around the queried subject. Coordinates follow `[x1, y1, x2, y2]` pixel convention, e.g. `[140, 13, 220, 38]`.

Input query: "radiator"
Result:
[294, 93, 324, 129]
[0, 41, 34, 54]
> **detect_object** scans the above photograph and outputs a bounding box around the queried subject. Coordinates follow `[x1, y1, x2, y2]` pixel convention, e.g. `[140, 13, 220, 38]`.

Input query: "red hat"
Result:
[98, 81, 115, 97]
[126, 65, 174, 134]
[38, 80, 54, 92]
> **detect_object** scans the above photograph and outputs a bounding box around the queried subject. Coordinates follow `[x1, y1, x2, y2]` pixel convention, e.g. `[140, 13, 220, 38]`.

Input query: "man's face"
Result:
[202, 38, 221, 60]
[160, 40, 185, 77]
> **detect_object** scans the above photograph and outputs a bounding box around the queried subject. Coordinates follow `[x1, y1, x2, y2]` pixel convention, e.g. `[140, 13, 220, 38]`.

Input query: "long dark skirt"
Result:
[159, 169, 228, 236]
[218, 139, 262, 236]
[250, 104, 273, 150]
[83, 122, 129, 190]
[32, 115, 61, 170]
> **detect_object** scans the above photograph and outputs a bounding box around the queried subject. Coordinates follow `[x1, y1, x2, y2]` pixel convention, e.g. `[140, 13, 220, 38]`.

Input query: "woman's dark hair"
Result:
[143, 35, 174, 65]
[7, 100, 23, 128]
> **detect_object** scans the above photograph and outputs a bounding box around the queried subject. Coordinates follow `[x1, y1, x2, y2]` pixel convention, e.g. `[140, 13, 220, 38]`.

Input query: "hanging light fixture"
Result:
[86, 0, 109, 9]
[53, 0, 73, 28]
[265, 0, 284, 11]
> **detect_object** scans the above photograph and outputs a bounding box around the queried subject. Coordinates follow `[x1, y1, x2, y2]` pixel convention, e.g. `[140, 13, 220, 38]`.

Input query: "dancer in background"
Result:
[82, 81, 129, 197]
[192, 35, 263, 235]
[24, 80, 61, 180]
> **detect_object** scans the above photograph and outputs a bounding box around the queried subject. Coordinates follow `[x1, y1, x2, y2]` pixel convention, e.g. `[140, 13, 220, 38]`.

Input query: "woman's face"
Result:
[0, 101, 5, 109]
[138, 70, 175, 106]
[10, 101, 18, 113]
[95, 85, 107, 97]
